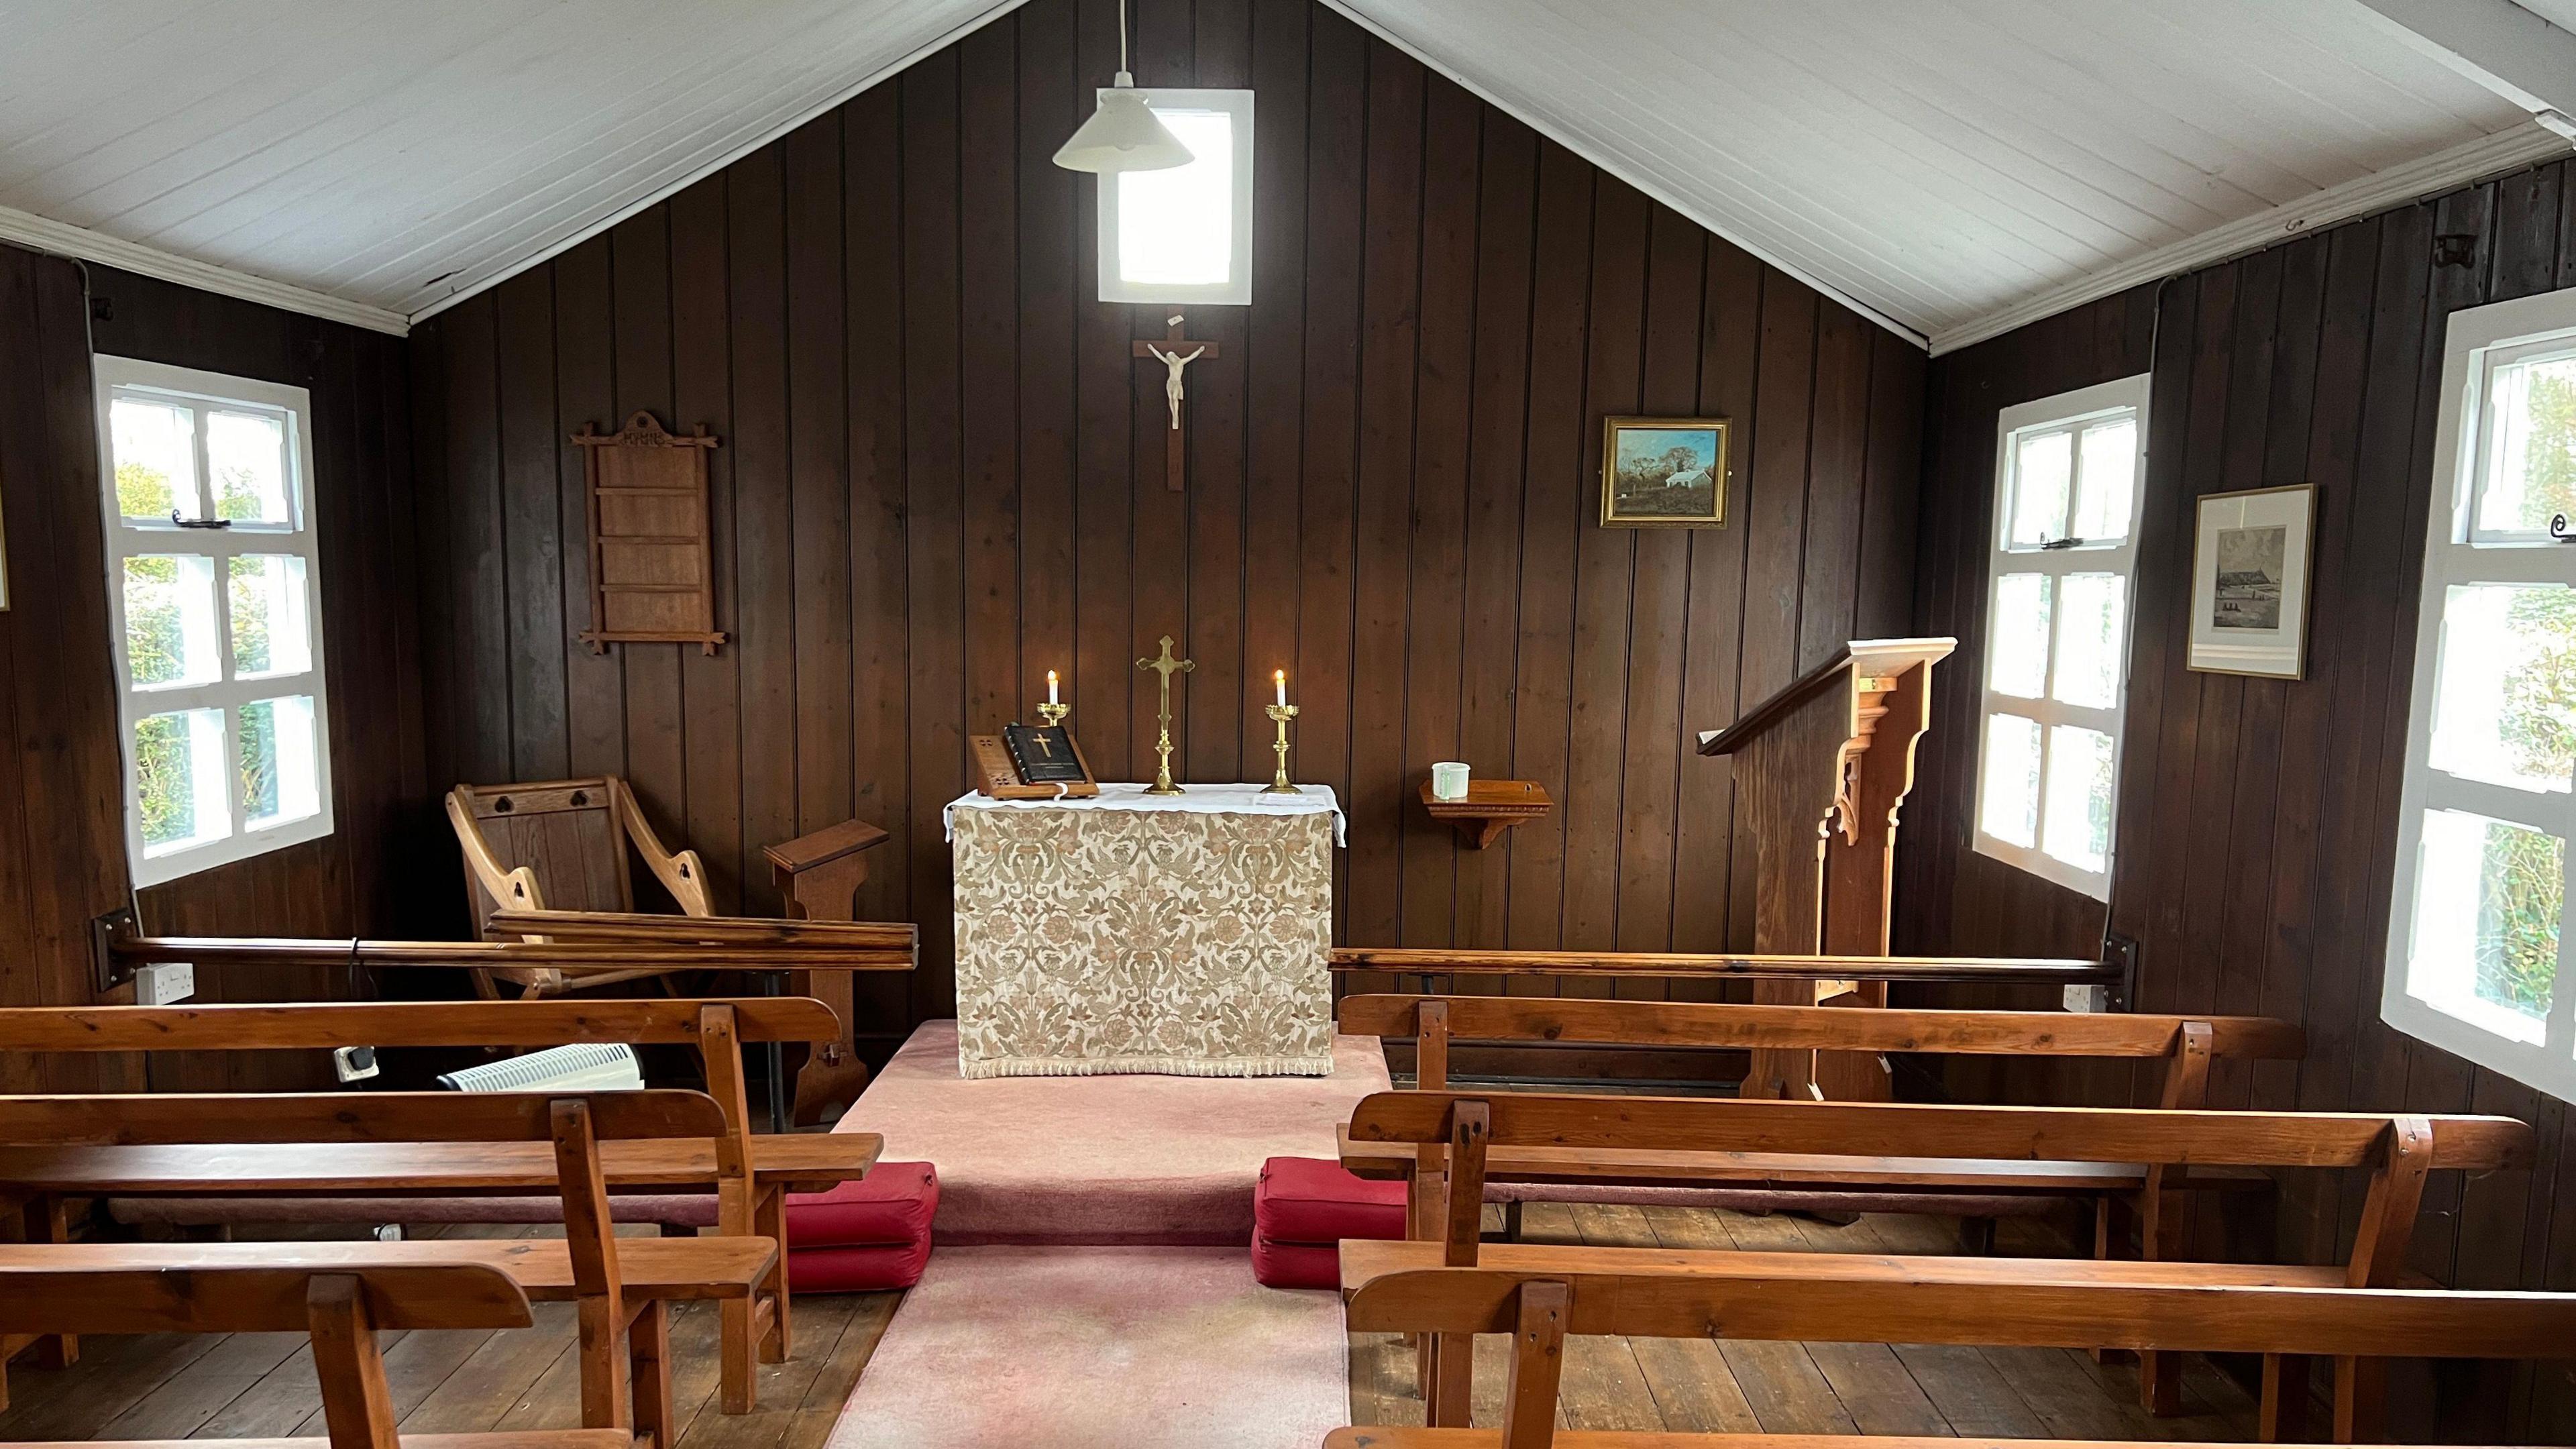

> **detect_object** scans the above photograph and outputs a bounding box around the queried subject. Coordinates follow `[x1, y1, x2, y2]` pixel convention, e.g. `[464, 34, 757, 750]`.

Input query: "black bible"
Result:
[1002, 723, 1088, 784]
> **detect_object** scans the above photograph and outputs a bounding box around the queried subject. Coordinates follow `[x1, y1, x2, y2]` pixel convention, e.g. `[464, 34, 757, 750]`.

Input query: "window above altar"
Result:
[1099, 89, 1254, 306]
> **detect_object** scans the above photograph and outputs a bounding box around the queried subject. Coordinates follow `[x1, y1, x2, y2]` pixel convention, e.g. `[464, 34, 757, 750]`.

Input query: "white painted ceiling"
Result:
[0, 0, 2560, 347]
[0, 0, 1019, 329]
[1330, 0, 2553, 347]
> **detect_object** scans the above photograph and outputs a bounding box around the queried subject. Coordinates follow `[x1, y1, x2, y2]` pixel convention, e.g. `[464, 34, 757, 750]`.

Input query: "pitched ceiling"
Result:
[1330, 0, 2558, 349]
[0, 0, 2563, 347]
[0, 0, 1021, 332]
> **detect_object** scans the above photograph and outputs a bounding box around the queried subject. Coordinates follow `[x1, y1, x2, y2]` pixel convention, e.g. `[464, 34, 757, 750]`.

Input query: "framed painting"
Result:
[1602, 416, 1730, 527]
[2188, 483, 2316, 678]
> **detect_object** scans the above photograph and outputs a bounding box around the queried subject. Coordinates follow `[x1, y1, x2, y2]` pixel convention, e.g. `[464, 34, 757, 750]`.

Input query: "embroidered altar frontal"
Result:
[948, 785, 1339, 1079]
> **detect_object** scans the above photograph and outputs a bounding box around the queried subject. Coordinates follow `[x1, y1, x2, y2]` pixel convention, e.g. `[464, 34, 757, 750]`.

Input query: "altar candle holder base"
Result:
[1035, 701, 1070, 728]
[1263, 704, 1301, 794]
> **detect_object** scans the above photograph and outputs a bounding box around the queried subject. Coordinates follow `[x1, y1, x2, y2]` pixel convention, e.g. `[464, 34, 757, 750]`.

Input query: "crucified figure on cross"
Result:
[1146, 339, 1203, 429]
[1133, 313, 1220, 492]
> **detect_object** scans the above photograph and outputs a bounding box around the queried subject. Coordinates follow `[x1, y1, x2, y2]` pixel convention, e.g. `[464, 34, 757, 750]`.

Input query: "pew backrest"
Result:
[1348, 1090, 2528, 1171]
[0, 1088, 725, 1146]
[0, 998, 840, 1051]
[0, 1260, 532, 1336]
[0, 1087, 730, 1336]
[1338, 994, 2302, 1100]
[1344, 1265, 2576, 1448]
[1352, 1089, 2528, 1285]
[1344, 1263, 2576, 1359]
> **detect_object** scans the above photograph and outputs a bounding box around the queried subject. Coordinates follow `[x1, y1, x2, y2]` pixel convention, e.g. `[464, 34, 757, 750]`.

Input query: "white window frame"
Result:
[1097, 87, 1254, 305]
[2385, 286, 2576, 1100]
[94, 356, 333, 888]
[1970, 374, 2151, 902]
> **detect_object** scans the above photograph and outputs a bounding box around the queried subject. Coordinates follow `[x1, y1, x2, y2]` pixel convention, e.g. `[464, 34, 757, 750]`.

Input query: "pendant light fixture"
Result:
[1052, 0, 1193, 174]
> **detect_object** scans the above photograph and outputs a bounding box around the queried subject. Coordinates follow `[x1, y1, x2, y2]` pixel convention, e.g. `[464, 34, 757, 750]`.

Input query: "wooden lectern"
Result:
[1697, 637, 1954, 1102]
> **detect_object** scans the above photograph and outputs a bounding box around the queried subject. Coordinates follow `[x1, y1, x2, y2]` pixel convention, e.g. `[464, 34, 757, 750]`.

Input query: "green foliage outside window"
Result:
[2487, 368, 2576, 1016]
[116, 461, 173, 519]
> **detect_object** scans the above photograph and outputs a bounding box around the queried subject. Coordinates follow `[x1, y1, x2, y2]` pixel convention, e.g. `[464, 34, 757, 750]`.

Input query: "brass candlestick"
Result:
[1263, 704, 1301, 794]
[1135, 635, 1195, 796]
[1035, 701, 1070, 728]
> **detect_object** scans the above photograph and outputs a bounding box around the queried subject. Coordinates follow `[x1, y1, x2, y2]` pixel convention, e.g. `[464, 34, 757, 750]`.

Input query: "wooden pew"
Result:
[0, 1089, 759, 1440]
[0, 1258, 628, 1449]
[1344, 1090, 2531, 1433]
[1332, 1263, 2576, 1447]
[0, 998, 879, 1416]
[1338, 994, 2302, 1244]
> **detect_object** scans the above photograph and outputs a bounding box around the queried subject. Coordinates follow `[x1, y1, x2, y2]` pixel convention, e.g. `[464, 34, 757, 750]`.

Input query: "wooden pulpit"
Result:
[1697, 637, 1954, 1102]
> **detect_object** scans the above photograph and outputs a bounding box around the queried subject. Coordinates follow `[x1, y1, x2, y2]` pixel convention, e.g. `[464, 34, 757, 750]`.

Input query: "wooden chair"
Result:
[1338, 994, 2302, 1246]
[447, 777, 715, 996]
[0, 1258, 628, 1449]
[0, 998, 880, 1415]
[0, 1089, 759, 1443]
[1334, 1262, 2576, 1447]
[1344, 1089, 2530, 1434]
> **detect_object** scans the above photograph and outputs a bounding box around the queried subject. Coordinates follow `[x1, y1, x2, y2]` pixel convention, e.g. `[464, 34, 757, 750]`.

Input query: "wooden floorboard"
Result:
[0, 1209, 2262, 1445]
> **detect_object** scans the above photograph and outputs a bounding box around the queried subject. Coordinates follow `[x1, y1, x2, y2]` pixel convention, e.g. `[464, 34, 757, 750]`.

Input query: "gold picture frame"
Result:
[1601, 415, 1731, 527]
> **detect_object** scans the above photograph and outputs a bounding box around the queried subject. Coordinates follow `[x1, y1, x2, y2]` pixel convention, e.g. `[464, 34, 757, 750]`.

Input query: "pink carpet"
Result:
[823, 1246, 1348, 1449]
[836, 1018, 1390, 1245]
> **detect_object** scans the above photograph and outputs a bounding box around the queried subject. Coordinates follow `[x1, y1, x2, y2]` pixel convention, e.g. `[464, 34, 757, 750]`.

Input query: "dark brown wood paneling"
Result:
[0, 254, 421, 1091]
[408, 0, 1917, 1050]
[1900, 157, 2576, 1439]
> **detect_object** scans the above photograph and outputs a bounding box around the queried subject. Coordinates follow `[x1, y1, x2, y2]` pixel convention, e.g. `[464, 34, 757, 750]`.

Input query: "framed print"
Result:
[2188, 483, 2315, 678]
[1602, 416, 1730, 527]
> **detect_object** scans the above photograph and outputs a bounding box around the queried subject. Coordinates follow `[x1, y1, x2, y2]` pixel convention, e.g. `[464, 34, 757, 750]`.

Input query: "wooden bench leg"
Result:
[576, 1293, 633, 1432]
[24, 1197, 76, 1370]
[755, 1185, 790, 1365]
[2332, 1355, 2383, 1444]
[308, 1275, 400, 1449]
[1426, 1332, 1474, 1427]
[720, 1298, 756, 1415]
[2260, 1353, 2310, 1443]
[629, 1299, 674, 1449]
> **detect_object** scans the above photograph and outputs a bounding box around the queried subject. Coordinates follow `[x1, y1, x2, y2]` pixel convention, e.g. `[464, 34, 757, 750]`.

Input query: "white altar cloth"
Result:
[945, 784, 1340, 1079]
[943, 782, 1347, 845]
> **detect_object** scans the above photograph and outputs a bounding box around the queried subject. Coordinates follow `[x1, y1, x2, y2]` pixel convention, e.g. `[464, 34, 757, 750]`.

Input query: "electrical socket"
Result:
[133, 961, 195, 1006]
[333, 1045, 379, 1083]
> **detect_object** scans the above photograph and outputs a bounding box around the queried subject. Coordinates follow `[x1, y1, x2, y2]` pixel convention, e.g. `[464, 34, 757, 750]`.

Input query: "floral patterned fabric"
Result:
[950, 797, 1336, 1079]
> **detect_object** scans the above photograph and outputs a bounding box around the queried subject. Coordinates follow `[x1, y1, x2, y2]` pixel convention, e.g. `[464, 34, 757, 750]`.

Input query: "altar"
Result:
[943, 783, 1344, 1079]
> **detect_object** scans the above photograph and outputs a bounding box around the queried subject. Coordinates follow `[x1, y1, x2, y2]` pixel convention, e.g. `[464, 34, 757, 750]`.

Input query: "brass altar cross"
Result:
[1132, 313, 1219, 494]
[1135, 634, 1195, 796]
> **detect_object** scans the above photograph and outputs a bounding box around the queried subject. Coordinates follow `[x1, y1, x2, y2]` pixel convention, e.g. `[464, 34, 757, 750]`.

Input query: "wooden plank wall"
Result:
[1900, 158, 2576, 1438]
[0, 244, 135, 1093]
[81, 266, 429, 1089]
[0, 252, 421, 1091]
[406, 0, 1925, 1036]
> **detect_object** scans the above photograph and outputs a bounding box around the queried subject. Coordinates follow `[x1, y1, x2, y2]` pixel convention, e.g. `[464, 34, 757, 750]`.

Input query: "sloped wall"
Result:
[1903, 160, 2576, 1438]
[405, 0, 1925, 1033]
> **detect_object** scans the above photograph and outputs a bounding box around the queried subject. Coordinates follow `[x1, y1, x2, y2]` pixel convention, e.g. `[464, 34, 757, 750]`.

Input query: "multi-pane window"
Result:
[1972, 376, 2149, 902]
[1098, 89, 1254, 305]
[95, 356, 332, 887]
[2387, 290, 2576, 1097]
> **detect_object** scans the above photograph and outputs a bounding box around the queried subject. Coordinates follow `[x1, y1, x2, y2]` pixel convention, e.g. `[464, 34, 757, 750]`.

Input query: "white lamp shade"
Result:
[1053, 85, 1194, 174]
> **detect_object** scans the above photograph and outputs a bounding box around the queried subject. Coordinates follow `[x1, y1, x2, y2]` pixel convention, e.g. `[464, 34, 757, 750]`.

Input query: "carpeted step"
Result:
[833, 1019, 1391, 1246]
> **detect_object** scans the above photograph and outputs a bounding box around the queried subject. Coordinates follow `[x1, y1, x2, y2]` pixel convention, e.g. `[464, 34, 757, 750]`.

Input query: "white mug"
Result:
[1430, 761, 1471, 801]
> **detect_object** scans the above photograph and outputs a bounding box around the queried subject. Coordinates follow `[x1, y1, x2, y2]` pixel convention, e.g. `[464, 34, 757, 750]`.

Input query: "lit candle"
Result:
[1047, 669, 1060, 706]
[1275, 669, 1287, 706]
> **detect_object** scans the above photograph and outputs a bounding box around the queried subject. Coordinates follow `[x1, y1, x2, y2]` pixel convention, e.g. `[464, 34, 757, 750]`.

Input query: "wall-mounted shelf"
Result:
[1419, 778, 1553, 849]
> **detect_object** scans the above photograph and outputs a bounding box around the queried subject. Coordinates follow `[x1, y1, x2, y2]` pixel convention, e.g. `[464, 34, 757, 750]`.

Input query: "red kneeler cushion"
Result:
[786, 1161, 937, 1292]
[1252, 1156, 1407, 1289]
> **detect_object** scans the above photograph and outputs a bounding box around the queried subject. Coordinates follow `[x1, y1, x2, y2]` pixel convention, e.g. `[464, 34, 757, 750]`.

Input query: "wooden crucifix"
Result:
[1133, 313, 1219, 492]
